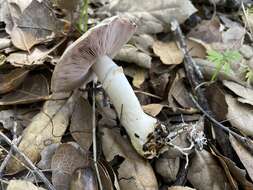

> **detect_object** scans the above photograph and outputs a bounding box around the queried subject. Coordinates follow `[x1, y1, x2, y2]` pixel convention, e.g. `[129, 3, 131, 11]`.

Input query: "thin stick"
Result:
[0, 132, 55, 190]
[189, 93, 253, 154]
[92, 81, 103, 190]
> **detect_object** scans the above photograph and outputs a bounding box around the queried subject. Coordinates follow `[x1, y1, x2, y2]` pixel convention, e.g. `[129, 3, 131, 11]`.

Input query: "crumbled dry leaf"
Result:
[53, 0, 80, 13]
[101, 127, 158, 190]
[186, 38, 207, 59]
[229, 135, 253, 182]
[187, 150, 231, 190]
[115, 44, 152, 68]
[211, 145, 253, 190]
[223, 80, 253, 106]
[37, 143, 60, 170]
[97, 160, 114, 190]
[0, 53, 6, 66]
[102, 0, 197, 34]
[124, 66, 148, 88]
[51, 143, 89, 190]
[70, 97, 92, 151]
[0, 74, 49, 106]
[153, 41, 183, 65]
[132, 68, 146, 88]
[0, 68, 29, 94]
[142, 104, 166, 117]
[206, 84, 228, 122]
[130, 34, 154, 53]
[167, 187, 196, 190]
[70, 167, 98, 190]
[221, 26, 245, 47]
[150, 72, 170, 97]
[6, 46, 52, 67]
[0, 110, 15, 130]
[188, 18, 222, 43]
[7, 0, 66, 50]
[171, 78, 195, 109]
[0, 38, 11, 50]
[6, 92, 78, 174]
[7, 180, 46, 190]
[225, 94, 253, 136]
[155, 157, 180, 183]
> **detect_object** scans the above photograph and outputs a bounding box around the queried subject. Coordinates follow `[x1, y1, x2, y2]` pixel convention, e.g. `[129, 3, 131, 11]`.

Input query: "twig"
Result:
[0, 137, 21, 177]
[0, 132, 55, 190]
[171, 19, 232, 156]
[189, 93, 253, 154]
[92, 81, 103, 190]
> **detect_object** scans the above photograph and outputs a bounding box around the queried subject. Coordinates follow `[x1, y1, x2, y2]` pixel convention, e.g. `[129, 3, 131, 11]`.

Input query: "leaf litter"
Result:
[0, 0, 253, 190]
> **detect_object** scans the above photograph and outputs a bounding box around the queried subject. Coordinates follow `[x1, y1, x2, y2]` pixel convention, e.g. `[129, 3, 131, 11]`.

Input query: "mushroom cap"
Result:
[51, 16, 136, 93]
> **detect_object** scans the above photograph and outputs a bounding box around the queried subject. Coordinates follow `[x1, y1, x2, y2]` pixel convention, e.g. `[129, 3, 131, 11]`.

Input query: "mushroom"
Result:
[51, 16, 165, 158]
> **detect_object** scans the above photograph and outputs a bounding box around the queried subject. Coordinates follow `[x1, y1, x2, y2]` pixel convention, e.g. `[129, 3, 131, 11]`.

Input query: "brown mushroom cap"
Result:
[51, 16, 136, 93]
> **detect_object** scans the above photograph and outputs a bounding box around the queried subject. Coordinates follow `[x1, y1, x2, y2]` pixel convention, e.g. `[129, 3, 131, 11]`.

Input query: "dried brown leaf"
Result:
[223, 80, 253, 106]
[70, 97, 92, 151]
[7, 180, 46, 190]
[6, 46, 52, 67]
[51, 143, 89, 190]
[6, 93, 77, 173]
[188, 18, 222, 43]
[8, 0, 65, 50]
[0, 68, 29, 94]
[155, 157, 180, 183]
[101, 127, 158, 190]
[225, 94, 253, 136]
[102, 0, 197, 34]
[115, 44, 152, 69]
[0, 74, 49, 106]
[187, 150, 231, 190]
[229, 135, 253, 182]
[70, 167, 98, 190]
[37, 143, 60, 170]
[211, 145, 253, 190]
[153, 41, 183, 65]
[142, 104, 166, 117]
[124, 66, 148, 88]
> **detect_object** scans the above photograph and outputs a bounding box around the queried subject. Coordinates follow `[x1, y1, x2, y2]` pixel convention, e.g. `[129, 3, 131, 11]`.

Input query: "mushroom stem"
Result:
[92, 55, 158, 157]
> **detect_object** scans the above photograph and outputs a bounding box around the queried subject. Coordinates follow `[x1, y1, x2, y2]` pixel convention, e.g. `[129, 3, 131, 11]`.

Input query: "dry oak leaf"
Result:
[225, 94, 253, 136]
[51, 143, 89, 190]
[6, 92, 77, 174]
[230, 135, 253, 182]
[187, 150, 231, 190]
[7, 180, 46, 190]
[101, 127, 158, 190]
[5, 0, 66, 50]
[102, 0, 197, 34]
[153, 41, 183, 65]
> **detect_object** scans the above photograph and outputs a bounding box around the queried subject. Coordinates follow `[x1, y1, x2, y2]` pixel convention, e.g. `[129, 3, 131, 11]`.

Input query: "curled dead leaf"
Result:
[70, 97, 93, 151]
[153, 41, 183, 65]
[0, 74, 50, 106]
[51, 143, 89, 190]
[6, 92, 78, 174]
[101, 127, 158, 190]
[0, 68, 29, 94]
[7, 180, 46, 190]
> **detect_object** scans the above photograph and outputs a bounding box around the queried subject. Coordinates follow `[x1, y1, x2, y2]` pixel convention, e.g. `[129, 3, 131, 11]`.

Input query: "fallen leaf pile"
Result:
[1, 0, 253, 189]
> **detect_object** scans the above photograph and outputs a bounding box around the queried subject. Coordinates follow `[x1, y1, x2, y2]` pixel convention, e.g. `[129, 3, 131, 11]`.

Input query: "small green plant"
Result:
[207, 49, 241, 81]
[245, 66, 253, 84]
[77, 0, 89, 33]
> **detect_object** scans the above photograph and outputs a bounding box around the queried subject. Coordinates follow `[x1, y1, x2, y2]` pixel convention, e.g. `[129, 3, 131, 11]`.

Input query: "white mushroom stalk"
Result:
[92, 55, 160, 157]
[51, 16, 166, 158]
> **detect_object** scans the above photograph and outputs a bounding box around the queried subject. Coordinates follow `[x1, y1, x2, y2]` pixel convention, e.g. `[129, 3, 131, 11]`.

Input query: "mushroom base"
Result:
[92, 55, 164, 158]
